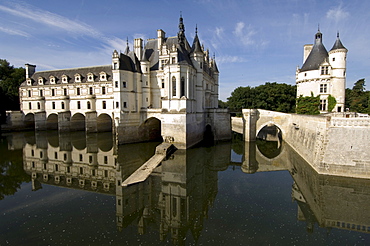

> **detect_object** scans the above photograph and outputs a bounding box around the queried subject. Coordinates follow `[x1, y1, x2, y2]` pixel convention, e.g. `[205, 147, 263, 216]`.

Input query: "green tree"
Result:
[218, 100, 228, 108]
[227, 82, 296, 113]
[0, 59, 25, 122]
[296, 94, 320, 115]
[345, 79, 369, 113]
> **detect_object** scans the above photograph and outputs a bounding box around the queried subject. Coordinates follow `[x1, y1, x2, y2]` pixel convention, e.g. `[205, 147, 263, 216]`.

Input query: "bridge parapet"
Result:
[331, 117, 370, 127]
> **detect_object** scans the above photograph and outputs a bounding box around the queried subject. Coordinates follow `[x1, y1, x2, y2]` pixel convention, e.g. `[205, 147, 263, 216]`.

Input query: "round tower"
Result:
[328, 32, 347, 112]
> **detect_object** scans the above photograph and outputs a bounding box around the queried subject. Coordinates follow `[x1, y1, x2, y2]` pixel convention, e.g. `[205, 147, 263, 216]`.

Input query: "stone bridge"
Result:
[232, 109, 370, 179]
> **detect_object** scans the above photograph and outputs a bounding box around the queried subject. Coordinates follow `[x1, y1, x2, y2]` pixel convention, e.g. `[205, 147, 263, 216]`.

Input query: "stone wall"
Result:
[240, 109, 370, 179]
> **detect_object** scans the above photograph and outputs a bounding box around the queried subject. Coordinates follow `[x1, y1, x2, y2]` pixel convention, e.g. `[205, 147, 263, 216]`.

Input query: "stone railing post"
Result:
[242, 109, 257, 142]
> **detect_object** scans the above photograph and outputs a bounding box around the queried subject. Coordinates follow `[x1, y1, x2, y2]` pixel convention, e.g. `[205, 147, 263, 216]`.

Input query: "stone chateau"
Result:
[296, 29, 347, 113]
[15, 16, 231, 148]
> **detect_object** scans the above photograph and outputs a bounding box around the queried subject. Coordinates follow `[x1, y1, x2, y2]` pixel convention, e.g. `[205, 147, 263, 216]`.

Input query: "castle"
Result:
[16, 16, 231, 148]
[296, 29, 347, 113]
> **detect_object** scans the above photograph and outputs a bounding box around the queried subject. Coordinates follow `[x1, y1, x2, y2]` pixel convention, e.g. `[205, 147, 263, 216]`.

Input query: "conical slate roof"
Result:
[300, 31, 328, 72]
[330, 33, 347, 51]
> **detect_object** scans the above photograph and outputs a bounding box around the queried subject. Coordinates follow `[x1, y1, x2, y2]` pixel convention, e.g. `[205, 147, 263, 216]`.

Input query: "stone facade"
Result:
[296, 30, 348, 113]
[15, 16, 231, 149]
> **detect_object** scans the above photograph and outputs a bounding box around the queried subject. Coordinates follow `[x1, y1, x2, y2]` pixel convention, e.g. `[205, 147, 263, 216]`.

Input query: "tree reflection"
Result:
[0, 137, 30, 200]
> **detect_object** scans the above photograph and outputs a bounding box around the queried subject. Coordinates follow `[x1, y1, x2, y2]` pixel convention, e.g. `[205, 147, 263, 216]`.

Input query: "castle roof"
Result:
[300, 30, 328, 72]
[21, 65, 113, 86]
[330, 33, 347, 51]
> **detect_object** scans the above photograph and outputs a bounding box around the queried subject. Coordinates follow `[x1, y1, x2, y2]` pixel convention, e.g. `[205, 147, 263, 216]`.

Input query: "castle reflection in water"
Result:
[6, 131, 370, 243]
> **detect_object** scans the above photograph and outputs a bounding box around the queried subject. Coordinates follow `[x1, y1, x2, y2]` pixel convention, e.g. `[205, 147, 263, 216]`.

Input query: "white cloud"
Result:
[215, 27, 224, 39]
[217, 55, 247, 64]
[0, 2, 125, 53]
[326, 5, 349, 22]
[233, 22, 256, 46]
[0, 26, 30, 37]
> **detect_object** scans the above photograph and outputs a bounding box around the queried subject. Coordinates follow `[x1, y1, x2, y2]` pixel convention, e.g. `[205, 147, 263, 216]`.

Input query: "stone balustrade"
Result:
[331, 117, 370, 127]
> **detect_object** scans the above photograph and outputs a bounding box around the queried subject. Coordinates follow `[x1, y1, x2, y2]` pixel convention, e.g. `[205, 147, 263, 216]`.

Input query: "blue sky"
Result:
[0, 0, 369, 100]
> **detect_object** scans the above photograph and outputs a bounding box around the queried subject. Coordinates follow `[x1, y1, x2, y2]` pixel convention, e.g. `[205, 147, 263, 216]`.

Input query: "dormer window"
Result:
[74, 73, 81, 82]
[62, 75, 69, 83]
[321, 66, 329, 75]
[49, 76, 56, 84]
[99, 72, 107, 81]
[87, 73, 94, 82]
[26, 78, 32, 86]
[38, 77, 44, 85]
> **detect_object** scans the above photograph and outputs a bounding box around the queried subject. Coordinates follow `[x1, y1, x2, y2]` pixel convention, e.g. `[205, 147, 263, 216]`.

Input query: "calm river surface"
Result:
[0, 131, 369, 245]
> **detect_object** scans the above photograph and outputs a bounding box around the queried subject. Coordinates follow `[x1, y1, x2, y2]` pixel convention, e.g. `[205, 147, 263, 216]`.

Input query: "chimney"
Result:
[25, 64, 36, 78]
[134, 38, 143, 60]
[157, 29, 165, 49]
[303, 44, 313, 63]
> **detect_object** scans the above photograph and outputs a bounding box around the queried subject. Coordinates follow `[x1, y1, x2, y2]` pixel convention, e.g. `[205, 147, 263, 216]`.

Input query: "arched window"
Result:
[180, 77, 185, 97]
[172, 76, 176, 97]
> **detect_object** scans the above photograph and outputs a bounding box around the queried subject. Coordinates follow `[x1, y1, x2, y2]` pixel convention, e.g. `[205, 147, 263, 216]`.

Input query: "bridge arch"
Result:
[46, 113, 58, 130]
[71, 113, 86, 131]
[97, 113, 112, 132]
[256, 122, 283, 142]
[24, 113, 35, 129]
[138, 117, 162, 142]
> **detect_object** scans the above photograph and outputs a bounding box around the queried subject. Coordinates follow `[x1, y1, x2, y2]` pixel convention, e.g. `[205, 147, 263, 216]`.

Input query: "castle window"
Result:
[320, 84, 327, 93]
[102, 86, 106, 95]
[89, 87, 93, 95]
[50, 76, 55, 84]
[162, 79, 165, 88]
[123, 81, 127, 88]
[87, 73, 94, 82]
[115, 102, 119, 108]
[113, 63, 118, 70]
[27, 78, 32, 86]
[87, 101, 91, 109]
[55, 152, 58, 159]
[79, 154, 83, 162]
[39, 90, 43, 97]
[104, 156, 108, 164]
[320, 99, 327, 111]
[89, 156, 93, 163]
[333, 57, 335, 62]
[75, 74, 81, 82]
[321, 66, 329, 75]
[102, 101, 106, 109]
[99, 72, 107, 81]
[29, 102, 32, 109]
[77, 101, 81, 109]
[38, 77, 44, 85]
[52, 89, 55, 96]
[181, 77, 185, 97]
[123, 102, 127, 108]
[37, 102, 40, 109]
[172, 57, 175, 64]
[52, 102, 55, 109]
[61, 102, 65, 109]
[63, 88, 67, 96]
[62, 75, 68, 83]
[28, 90, 31, 97]
[172, 76, 176, 97]
[115, 81, 118, 88]
[77, 88, 81, 95]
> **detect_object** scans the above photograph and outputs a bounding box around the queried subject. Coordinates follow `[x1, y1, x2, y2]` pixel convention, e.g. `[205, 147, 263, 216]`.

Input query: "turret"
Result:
[328, 32, 347, 72]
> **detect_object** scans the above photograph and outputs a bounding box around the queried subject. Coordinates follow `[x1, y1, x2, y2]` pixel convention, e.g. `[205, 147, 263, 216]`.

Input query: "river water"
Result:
[0, 131, 369, 245]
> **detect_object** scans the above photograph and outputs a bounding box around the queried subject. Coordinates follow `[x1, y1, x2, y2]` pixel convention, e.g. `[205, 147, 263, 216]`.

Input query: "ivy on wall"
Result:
[296, 93, 320, 115]
[327, 94, 337, 112]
